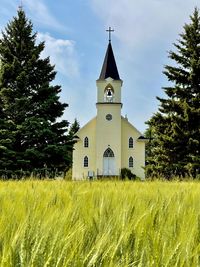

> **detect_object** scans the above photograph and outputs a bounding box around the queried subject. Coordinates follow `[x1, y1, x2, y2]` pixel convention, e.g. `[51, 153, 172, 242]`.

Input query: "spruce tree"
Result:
[0, 8, 70, 178]
[67, 118, 80, 168]
[146, 8, 200, 178]
[68, 118, 80, 139]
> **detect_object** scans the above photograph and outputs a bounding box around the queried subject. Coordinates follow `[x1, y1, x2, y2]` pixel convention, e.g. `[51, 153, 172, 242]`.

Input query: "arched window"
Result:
[129, 157, 133, 168]
[84, 137, 89, 147]
[104, 85, 114, 102]
[103, 148, 114, 157]
[129, 137, 133, 148]
[84, 156, 88, 167]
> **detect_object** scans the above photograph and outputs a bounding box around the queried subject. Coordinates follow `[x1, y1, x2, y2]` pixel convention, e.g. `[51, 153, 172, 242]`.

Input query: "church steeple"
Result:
[99, 43, 120, 80]
[99, 28, 120, 80]
[96, 28, 122, 104]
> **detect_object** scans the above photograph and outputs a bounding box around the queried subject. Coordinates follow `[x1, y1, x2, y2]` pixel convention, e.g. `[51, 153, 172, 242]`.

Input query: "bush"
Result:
[120, 168, 136, 180]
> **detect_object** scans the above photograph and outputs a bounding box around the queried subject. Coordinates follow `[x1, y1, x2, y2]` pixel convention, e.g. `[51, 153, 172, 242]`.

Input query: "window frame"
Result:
[84, 137, 89, 147]
[129, 137, 134, 148]
[84, 156, 89, 167]
[103, 148, 115, 158]
[129, 156, 133, 168]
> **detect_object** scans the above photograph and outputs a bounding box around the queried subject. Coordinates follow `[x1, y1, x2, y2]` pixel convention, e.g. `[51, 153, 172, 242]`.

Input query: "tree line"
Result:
[145, 8, 200, 179]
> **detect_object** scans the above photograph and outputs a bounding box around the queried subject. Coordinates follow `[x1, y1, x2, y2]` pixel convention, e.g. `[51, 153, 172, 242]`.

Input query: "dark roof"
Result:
[138, 136, 145, 139]
[99, 42, 120, 80]
[138, 136, 149, 140]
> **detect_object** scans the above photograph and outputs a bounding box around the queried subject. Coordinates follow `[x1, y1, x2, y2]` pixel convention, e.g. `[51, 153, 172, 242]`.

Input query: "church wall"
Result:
[96, 104, 121, 175]
[72, 118, 96, 180]
[121, 117, 145, 179]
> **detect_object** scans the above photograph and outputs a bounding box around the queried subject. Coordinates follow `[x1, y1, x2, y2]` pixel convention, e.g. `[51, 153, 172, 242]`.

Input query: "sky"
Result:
[0, 0, 199, 133]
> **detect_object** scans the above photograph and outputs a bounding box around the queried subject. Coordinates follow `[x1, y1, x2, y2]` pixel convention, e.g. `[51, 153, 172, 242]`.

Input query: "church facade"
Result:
[72, 38, 147, 180]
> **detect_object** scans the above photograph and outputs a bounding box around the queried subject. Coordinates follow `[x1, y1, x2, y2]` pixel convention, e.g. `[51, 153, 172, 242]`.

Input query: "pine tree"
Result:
[146, 8, 200, 178]
[67, 118, 80, 168]
[68, 118, 80, 139]
[0, 8, 70, 178]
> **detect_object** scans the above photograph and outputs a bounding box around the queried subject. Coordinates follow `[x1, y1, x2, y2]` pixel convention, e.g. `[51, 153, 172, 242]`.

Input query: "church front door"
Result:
[103, 148, 116, 176]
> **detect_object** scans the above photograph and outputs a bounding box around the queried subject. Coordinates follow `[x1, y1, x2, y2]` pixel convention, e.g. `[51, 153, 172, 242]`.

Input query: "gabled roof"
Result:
[99, 42, 120, 80]
[75, 116, 97, 136]
[121, 116, 142, 136]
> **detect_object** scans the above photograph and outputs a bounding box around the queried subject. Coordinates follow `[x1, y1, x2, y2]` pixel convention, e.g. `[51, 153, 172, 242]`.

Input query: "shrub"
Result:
[120, 168, 136, 180]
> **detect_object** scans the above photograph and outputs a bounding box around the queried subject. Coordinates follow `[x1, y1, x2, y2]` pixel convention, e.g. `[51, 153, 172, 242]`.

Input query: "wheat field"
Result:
[0, 180, 200, 266]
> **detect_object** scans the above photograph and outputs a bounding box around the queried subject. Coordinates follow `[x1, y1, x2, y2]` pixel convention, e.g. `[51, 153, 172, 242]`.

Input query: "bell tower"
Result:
[96, 28, 123, 176]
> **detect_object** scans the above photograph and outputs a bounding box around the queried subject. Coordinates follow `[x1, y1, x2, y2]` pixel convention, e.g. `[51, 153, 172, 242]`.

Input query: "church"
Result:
[72, 29, 147, 180]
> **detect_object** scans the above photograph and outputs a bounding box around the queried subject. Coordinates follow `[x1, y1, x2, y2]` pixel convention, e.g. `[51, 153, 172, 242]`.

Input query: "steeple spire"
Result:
[99, 43, 120, 80]
[99, 28, 120, 80]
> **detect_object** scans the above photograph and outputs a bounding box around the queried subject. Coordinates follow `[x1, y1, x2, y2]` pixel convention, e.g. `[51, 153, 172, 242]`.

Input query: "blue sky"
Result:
[0, 0, 199, 133]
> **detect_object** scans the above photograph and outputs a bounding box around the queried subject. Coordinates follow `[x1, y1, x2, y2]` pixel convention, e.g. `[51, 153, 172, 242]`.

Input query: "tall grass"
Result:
[0, 180, 200, 266]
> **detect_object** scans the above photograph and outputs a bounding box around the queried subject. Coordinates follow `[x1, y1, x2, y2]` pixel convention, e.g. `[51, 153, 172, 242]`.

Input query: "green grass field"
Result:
[0, 180, 200, 266]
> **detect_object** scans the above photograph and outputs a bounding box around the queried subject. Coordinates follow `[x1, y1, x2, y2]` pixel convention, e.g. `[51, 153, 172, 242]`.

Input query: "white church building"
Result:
[72, 32, 147, 180]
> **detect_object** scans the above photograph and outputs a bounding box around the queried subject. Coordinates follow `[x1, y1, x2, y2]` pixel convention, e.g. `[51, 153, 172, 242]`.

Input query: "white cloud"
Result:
[37, 32, 80, 78]
[24, 0, 64, 30]
[90, 0, 198, 50]
[0, 0, 64, 31]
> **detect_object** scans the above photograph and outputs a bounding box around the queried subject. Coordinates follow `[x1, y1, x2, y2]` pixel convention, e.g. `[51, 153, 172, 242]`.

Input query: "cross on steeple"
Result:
[106, 27, 114, 43]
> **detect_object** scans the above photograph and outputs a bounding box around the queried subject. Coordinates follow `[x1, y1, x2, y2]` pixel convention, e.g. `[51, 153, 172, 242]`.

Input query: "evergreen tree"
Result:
[143, 126, 154, 166]
[67, 118, 80, 168]
[68, 118, 80, 139]
[0, 8, 70, 178]
[146, 8, 200, 178]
